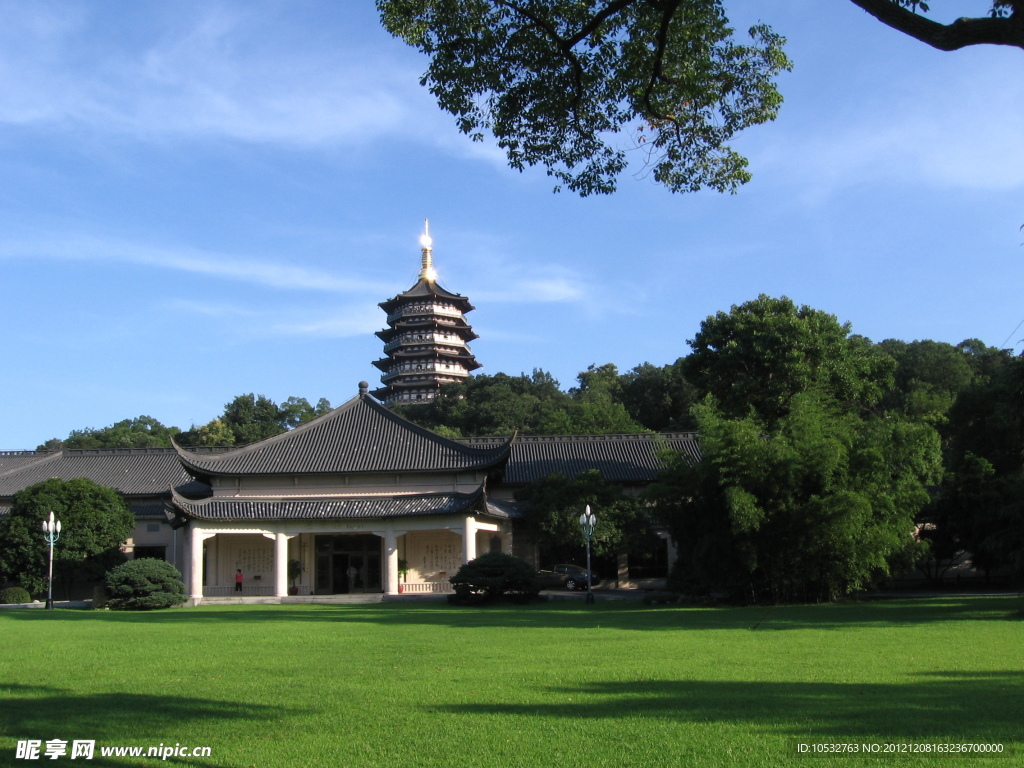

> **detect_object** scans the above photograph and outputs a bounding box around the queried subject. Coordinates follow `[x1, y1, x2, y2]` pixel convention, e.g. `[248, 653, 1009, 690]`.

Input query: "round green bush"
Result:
[105, 558, 186, 611]
[0, 586, 32, 604]
[449, 552, 539, 602]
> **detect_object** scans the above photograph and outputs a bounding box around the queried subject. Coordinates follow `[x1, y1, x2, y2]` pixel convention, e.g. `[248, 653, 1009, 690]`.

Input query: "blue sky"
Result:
[2, 1, 1021, 449]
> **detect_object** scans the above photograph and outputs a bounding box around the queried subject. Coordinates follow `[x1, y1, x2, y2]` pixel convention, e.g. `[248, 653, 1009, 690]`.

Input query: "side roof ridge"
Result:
[171, 392, 363, 464]
[0, 450, 62, 479]
[365, 394, 513, 458]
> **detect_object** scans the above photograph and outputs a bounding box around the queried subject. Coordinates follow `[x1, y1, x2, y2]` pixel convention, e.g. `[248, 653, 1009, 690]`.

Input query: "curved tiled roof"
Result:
[169, 486, 519, 522]
[173, 393, 512, 479]
[462, 432, 701, 485]
[378, 278, 474, 313]
[0, 449, 207, 497]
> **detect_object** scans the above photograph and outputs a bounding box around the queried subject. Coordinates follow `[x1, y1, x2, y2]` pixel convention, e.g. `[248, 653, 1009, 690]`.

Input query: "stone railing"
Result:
[401, 582, 453, 594]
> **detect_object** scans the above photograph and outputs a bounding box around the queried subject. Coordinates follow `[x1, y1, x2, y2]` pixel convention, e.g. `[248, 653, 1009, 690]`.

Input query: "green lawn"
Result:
[1, 597, 1021, 767]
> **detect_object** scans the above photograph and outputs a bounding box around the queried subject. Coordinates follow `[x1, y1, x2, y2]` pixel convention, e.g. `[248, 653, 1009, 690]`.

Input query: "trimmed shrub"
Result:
[449, 552, 539, 603]
[105, 558, 186, 611]
[0, 586, 32, 604]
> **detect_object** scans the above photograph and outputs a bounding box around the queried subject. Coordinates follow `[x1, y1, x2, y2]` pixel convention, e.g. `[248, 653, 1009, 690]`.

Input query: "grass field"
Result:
[1, 597, 1021, 767]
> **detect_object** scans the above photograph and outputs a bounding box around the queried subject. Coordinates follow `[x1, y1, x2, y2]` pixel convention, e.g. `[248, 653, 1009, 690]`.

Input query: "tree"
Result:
[396, 368, 646, 435]
[378, 0, 790, 196]
[647, 392, 941, 602]
[849, 1, 1024, 51]
[189, 418, 236, 447]
[449, 552, 539, 600]
[877, 339, 976, 424]
[0, 478, 136, 597]
[924, 350, 1024, 581]
[616, 359, 698, 431]
[278, 396, 333, 429]
[565, 364, 648, 434]
[37, 416, 181, 451]
[395, 370, 568, 435]
[684, 295, 894, 426]
[221, 393, 285, 445]
[380, 2, 1022, 198]
[105, 558, 186, 610]
[515, 469, 656, 569]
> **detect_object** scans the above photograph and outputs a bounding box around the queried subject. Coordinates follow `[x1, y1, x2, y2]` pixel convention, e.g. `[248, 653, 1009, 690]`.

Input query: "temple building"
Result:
[165, 383, 519, 601]
[0, 224, 701, 603]
[372, 222, 481, 405]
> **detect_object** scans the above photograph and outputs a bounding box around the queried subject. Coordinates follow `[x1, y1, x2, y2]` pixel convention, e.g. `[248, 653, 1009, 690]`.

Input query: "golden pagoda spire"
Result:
[418, 219, 437, 281]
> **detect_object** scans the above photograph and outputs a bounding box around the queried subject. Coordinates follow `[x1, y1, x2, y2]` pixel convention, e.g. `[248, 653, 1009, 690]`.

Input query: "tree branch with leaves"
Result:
[378, 0, 791, 196]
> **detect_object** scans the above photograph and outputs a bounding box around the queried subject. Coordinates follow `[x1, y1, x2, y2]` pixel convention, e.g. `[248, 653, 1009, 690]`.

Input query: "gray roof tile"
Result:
[0, 449, 206, 497]
[0, 452, 60, 475]
[463, 432, 701, 484]
[170, 486, 520, 522]
[174, 393, 511, 478]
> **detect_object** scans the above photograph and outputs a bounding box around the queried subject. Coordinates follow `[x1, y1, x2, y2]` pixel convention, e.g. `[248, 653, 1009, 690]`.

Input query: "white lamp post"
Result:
[42, 512, 61, 610]
[579, 505, 596, 605]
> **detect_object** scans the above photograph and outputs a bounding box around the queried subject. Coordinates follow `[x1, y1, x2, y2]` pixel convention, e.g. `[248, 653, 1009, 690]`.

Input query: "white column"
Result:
[461, 516, 477, 564]
[189, 527, 206, 600]
[384, 529, 400, 596]
[274, 532, 289, 598]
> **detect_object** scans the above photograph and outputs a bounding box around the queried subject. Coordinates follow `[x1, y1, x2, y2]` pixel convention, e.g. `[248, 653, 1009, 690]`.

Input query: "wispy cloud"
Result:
[0, 233, 391, 294]
[0, 2, 448, 149]
[749, 50, 1024, 196]
[271, 307, 382, 339]
[472, 275, 587, 303]
[160, 297, 381, 340]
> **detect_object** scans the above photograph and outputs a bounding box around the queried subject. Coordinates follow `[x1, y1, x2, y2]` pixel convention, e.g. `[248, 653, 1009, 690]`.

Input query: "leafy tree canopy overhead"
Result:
[378, 0, 791, 196]
[379, 2, 1022, 198]
[0, 478, 135, 596]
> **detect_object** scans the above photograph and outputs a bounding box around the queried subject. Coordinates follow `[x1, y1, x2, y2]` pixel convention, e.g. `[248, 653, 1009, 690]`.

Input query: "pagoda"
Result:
[371, 222, 481, 405]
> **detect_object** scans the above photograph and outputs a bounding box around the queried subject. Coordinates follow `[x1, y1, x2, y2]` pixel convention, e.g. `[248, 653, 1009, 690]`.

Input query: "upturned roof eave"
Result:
[378, 279, 475, 312]
[166, 483, 512, 528]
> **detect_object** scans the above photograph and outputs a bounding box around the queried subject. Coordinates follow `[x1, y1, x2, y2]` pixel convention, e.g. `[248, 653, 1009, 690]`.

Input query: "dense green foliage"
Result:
[378, 0, 790, 196]
[923, 351, 1024, 580]
[0, 478, 135, 596]
[178, 393, 333, 446]
[684, 294, 894, 426]
[40, 393, 333, 450]
[649, 297, 945, 602]
[0, 586, 32, 604]
[394, 369, 646, 436]
[515, 469, 657, 570]
[650, 394, 941, 602]
[37, 415, 181, 451]
[449, 551, 539, 600]
[2, 599, 1022, 767]
[105, 558, 186, 610]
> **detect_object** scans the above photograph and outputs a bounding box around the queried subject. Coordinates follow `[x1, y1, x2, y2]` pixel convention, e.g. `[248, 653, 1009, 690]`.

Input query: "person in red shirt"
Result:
[235, 569, 243, 593]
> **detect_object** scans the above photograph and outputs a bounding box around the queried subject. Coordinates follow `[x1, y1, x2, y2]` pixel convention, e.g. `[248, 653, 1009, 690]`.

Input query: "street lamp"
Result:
[42, 512, 61, 610]
[579, 505, 596, 605]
